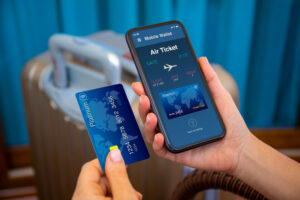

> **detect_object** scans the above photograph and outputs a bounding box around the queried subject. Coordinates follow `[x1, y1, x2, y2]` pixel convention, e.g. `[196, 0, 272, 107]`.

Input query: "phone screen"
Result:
[127, 22, 224, 151]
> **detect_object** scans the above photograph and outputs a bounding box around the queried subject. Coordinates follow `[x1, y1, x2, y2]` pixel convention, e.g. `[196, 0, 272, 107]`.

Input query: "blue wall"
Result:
[0, 0, 299, 146]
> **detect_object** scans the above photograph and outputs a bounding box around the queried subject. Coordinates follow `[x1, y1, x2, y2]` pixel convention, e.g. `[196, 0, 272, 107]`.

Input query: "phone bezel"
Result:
[126, 20, 226, 153]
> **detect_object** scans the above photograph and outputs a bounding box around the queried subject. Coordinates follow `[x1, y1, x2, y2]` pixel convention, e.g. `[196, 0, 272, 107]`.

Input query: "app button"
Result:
[187, 118, 197, 128]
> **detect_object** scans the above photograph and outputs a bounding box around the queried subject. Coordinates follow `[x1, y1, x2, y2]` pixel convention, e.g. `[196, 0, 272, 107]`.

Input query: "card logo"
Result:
[78, 93, 87, 101]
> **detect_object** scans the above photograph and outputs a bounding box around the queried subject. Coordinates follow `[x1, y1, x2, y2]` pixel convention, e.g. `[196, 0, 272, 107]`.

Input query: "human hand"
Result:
[132, 57, 250, 174]
[72, 149, 142, 200]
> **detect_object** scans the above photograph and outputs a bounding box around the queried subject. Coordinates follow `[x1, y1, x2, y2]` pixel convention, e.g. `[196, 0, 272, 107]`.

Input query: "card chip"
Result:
[109, 145, 119, 151]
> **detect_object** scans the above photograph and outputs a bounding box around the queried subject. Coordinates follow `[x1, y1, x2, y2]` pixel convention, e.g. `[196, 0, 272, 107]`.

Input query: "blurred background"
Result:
[0, 0, 299, 199]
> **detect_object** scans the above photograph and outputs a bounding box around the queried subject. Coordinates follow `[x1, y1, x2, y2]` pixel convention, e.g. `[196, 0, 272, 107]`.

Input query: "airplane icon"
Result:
[163, 64, 177, 72]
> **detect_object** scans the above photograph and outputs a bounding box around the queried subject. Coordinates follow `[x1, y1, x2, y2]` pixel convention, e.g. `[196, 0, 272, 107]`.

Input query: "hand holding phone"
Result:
[126, 21, 225, 152]
[132, 57, 250, 172]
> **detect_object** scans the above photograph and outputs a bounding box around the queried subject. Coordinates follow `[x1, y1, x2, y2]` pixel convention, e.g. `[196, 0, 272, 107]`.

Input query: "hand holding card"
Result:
[76, 84, 149, 170]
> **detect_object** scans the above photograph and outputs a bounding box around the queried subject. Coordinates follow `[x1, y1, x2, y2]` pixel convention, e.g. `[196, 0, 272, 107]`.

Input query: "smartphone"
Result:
[126, 21, 225, 153]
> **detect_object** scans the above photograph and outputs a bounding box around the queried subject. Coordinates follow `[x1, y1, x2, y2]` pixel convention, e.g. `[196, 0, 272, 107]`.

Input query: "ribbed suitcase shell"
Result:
[22, 51, 184, 200]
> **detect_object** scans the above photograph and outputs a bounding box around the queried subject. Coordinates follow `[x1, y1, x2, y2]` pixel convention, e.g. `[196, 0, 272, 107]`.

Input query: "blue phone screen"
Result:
[131, 22, 224, 149]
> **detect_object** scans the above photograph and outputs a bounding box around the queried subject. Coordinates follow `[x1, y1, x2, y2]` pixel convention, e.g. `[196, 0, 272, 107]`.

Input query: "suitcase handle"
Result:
[49, 34, 121, 88]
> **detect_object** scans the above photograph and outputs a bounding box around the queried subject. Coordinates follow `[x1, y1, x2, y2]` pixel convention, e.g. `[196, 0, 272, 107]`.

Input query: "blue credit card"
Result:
[159, 83, 208, 119]
[76, 84, 149, 170]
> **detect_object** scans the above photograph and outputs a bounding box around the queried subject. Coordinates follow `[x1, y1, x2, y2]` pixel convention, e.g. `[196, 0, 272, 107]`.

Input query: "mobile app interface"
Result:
[131, 23, 223, 148]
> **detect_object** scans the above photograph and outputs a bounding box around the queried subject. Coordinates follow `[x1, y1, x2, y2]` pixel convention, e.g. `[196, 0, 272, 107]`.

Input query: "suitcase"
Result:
[22, 31, 184, 200]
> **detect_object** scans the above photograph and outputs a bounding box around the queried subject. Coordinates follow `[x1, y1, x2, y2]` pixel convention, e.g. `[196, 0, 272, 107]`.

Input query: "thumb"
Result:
[105, 149, 138, 200]
[198, 57, 239, 123]
[198, 57, 228, 98]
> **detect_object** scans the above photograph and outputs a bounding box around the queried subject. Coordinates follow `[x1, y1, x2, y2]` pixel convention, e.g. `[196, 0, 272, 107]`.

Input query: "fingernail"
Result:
[110, 149, 122, 162]
[204, 57, 209, 63]
[154, 134, 159, 142]
[140, 95, 144, 104]
[146, 114, 151, 124]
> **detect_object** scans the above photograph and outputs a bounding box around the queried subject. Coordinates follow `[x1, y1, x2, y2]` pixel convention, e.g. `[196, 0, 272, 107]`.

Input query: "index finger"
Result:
[131, 82, 145, 96]
[73, 159, 107, 198]
[78, 159, 104, 184]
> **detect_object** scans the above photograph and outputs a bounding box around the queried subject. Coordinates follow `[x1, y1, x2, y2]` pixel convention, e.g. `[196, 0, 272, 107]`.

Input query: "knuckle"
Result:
[107, 166, 126, 177]
[81, 162, 90, 171]
[145, 135, 152, 144]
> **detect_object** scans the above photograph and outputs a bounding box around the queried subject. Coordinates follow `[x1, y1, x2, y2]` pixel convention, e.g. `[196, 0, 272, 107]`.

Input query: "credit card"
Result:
[76, 84, 149, 170]
[159, 83, 208, 119]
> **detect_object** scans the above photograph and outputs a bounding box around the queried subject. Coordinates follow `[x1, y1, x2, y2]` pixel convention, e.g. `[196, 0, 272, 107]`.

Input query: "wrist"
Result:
[232, 131, 258, 177]
[230, 131, 300, 200]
